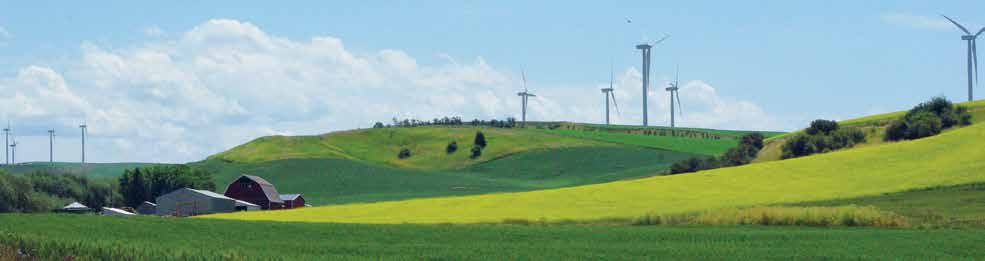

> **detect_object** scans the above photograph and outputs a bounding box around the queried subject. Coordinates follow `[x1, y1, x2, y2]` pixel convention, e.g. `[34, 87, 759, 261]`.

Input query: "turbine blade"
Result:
[975, 40, 980, 88]
[652, 34, 670, 46]
[676, 91, 683, 116]
[942, 15, 971, 34]
[611, 92, 620, 115]
[978, 27, 985, 37]
[522, 70, 527, 92]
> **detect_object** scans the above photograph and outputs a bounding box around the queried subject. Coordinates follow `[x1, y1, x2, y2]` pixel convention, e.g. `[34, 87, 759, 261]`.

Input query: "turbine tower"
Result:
[9, 139, 16, 166]
[79, 123, 87, 167]
[3, 122, 9, 166]
[517, 71, 536, 126]
[48, 129, 55, 166]
[601, 62, 620, 125]
[665, 66, 683, 128]
[942, 15, 985, 101]
[636, 35, 669, 126]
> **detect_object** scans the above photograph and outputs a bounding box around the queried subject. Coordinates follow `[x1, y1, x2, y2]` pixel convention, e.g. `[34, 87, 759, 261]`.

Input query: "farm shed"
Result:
[235, 199, 261, 211]
[279, 194, 306, 209]
[156, 188, 239, 217]
[224, 175, 284, 210]
[136, 201, 157, 215]
[57, 202, 91, 213]
[101, 207, 136, 217]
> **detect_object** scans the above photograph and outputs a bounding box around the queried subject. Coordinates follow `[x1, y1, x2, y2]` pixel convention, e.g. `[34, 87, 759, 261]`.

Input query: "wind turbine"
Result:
[942, 15, 985, 102]
[3, 122, 9, 166]
[665, 66, 683, 128]
[79, 123, 87, 167]
[9, 139, 16, 166]
[517, 70, 536, 126]
[48, 129, 55, 167]
[601, 61, 620, 125]
[636, 34, 670, 126]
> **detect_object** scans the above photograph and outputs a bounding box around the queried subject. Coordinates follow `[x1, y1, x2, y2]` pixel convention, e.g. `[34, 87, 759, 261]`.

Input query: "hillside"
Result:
[755, 99, 985, 162]
[209, 124, 777, 171]
[195, 146, 695, 205]
[1, 162, 156, 178]
[204, 116, 985, 224]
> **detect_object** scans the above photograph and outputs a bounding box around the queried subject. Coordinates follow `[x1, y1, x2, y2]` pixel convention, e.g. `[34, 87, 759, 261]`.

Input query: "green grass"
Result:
[537, 128, 738, 156]
[791, 183, 985, 227]
[194, 146, 694, 205]
[209, 126, 611, 170]
[2, 214, 984, 260]
[204, 118, 985, 224]
[0, 162, 156, 178]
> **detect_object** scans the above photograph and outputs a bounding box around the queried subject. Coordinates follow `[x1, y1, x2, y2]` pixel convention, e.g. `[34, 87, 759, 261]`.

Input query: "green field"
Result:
[194, 146, 694, 205]
[2, 214, 983, 260]
[0, 162, 156, 178]
[204, 117, 985, 224]
[792, 183, 985, 227]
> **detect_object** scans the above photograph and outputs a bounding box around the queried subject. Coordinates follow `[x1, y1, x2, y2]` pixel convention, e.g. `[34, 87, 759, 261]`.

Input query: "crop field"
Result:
[194, 146, 694, 205]
[204, 120, 985, 223]
[0, 162, 156, 177]
[209, 126, 612, 170]
[791, 183, 985, 227]
[536, 128, 738, 156]
[2, 214, 984, 260]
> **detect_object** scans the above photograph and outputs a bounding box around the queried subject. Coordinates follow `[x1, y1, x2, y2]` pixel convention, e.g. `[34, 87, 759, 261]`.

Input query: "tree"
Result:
[805, 119, 839, 135]
[446, 141, 458, 154]
[474, 131, 487, 148]
[398, 148, 412, 159]
[470, 146, 482, 159]
[373, 122, 385, 128]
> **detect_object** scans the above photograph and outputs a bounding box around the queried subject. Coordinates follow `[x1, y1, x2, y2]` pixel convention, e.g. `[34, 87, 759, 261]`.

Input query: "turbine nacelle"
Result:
[963, 35, 976, 40]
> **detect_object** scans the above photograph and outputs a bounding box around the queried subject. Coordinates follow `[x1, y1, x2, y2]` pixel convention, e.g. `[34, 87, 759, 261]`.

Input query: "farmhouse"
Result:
[224, 175, 287, 210]
[279, 194, 305, 209]
[156, 188, 241, 217]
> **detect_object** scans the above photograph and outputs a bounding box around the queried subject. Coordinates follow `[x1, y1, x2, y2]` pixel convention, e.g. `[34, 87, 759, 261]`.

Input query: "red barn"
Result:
[223, 175, 284, 210]
[279, 194, 305, 209]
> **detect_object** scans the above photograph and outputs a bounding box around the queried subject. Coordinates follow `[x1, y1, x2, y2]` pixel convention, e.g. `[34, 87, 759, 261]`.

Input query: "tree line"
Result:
[669, 133, 765, 174]
[374, 116, 519, 129]
[118, 165, 215, 208]
[0, 170, 116, 213]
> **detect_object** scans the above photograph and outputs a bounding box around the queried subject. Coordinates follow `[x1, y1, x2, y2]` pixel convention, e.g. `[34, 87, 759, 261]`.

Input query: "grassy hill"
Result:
[209, 126, 614, 170]
[194, 146, 695, 205]
[204, 115, 985, 224]
[1, 162, 156, 178]
[755, 99, 985, 162]
[3, 214, 984, 260]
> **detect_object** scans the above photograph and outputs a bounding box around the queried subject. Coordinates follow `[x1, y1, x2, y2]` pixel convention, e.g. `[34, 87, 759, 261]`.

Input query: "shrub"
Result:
[470, 146, 482, 159]
[446, 141, 458, 154]
[633, 206, 907, 228]
[670, 133, 764, 174]
[473, 132, 487, 148]
[398, 148, 412, 159]
[781, 120, 865, 159]
[805, 119, 838, 135]
[885, 97, 971, 142]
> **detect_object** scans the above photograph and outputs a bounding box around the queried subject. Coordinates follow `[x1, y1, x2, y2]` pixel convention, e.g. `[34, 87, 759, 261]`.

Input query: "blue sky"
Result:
[0, 1, 982, 163]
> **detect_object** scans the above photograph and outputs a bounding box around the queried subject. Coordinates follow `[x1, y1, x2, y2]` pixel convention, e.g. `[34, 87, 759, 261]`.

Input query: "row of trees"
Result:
[0, 170, 117, 213]
[118, 165, 216, 208]
[374, 117, 519, 129]
[670, 133, 765, 174]
[781, 120, 866, 159]
[885, 97, 971, 141]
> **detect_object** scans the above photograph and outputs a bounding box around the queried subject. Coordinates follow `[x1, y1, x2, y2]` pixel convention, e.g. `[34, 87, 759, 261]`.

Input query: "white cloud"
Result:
[0, 18, 782, 163]
[882, 13, 954, 30]
[143, 26, 164, 37]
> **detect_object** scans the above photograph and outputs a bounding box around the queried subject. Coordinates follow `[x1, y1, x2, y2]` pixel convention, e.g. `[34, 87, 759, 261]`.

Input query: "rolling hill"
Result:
[203, 111, 985, 224]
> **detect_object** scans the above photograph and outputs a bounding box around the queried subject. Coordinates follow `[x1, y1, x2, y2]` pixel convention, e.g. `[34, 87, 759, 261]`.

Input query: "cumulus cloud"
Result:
[882, 13, 954, 30]
[0, 19, 781, 163]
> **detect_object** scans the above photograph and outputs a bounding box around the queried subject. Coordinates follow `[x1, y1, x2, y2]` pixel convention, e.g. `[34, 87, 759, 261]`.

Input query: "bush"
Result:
[474, 132, 487, 148]
[805, 119, 838, 135]
[470, 146, 482, 159]
[398, 148, 412, 159]
[885, 97, 971, 142]
[781, 119, 865, 159]
[446, 141, 458, 154]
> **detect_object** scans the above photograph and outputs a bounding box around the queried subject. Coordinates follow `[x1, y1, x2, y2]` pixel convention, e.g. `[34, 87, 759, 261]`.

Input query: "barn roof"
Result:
[235, 175, 284, 203]
[62, 202, 89, 210]
[279, 194, 302, 201]
[140, 201, 157, 207]
[191, 188, 235, 200]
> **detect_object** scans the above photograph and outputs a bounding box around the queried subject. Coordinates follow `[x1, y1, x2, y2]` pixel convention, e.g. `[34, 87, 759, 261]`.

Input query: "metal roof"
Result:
[63, 202, 89, 210]
[235, 175, 284, 203]
[190, 188, 235, 200]
[279, 194, 302, 201]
